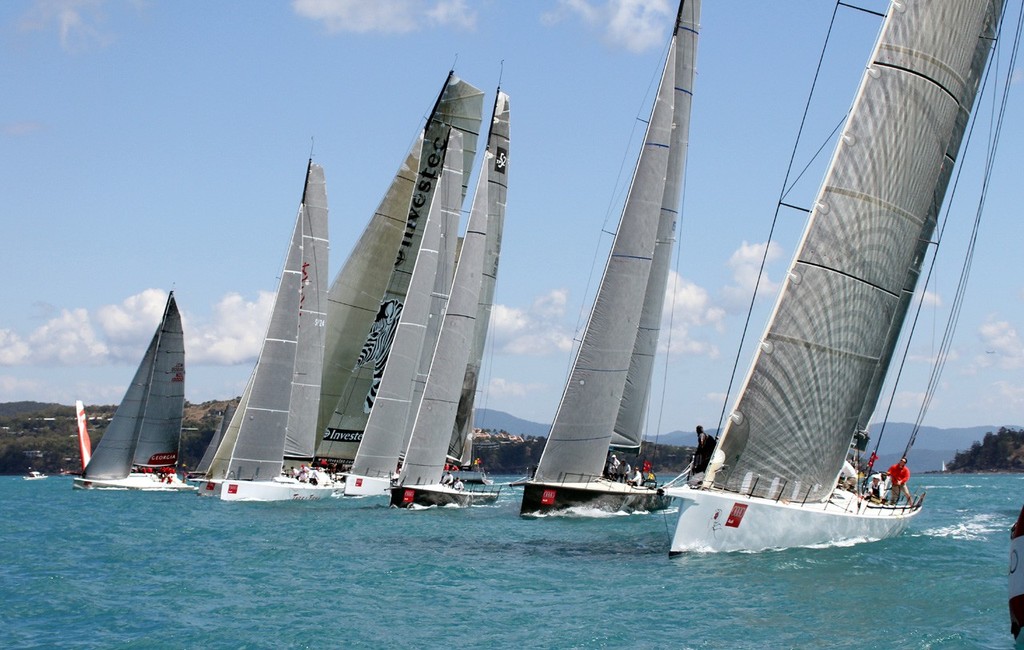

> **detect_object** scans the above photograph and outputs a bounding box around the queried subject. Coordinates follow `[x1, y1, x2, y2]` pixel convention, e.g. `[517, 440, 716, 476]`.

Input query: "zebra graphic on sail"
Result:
[356, 299, 403, 413]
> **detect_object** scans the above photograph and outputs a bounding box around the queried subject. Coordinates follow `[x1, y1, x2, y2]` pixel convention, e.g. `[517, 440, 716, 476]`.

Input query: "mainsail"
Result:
[316, 74, 484, 464]
[711, 0, 1002, 503]
[532, 2, 694, 484]
[447, 89, 512, 464]
[83, 292, 185, 480]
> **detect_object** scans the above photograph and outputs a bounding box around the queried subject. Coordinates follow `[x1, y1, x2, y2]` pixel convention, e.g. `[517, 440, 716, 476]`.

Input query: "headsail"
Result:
[448, 89, 512, 464]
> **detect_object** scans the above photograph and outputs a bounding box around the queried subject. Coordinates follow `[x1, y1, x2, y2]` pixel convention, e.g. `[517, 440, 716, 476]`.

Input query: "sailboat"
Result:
[445, 90, 512, 486]
[73, 292, 193, 491]
[519, 0, 699, 515]
[390, 93, 511, 509]
[316, 73, 484, 494]
[1011, 504, 1024, 642]
[665, 0, 1003, 553]
[185, 403, 235, 483]
[198, 160, 334, 501]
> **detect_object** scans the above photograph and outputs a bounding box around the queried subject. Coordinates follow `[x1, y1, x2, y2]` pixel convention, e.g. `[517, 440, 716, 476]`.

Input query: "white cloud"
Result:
[292, 0, 477, 34]
[976, 319, 1024, 370]
[660, 271, 722, 356]
[186, 291, 275, 365]
[0, 288, 273, 369]
[721, 240, 785, 310]
[486, 376, 546, 399]
[490, 290, 574, 356]
[20, 0, 113, 52]
[542, 0, 672, 53]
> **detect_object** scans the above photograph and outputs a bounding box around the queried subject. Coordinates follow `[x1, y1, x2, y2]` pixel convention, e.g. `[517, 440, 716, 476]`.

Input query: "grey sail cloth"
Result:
[613, 0, 700, 449]
[282, 162, 329, 465]
[316, 74, 484, 464]
[216, 162, 329, 481]
[533, 3, 692, 484]
[399, 130, 488, 487]
[448, 90, 512, 465]
[712, 0, 1002, 502]
[349, 129, 462, 481]
[194, 404, 235, 476]
[85, 292, 185, 479]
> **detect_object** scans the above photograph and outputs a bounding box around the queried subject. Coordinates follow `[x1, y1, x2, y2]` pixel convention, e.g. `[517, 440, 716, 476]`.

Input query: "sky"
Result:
[2, 0, 1022, 440]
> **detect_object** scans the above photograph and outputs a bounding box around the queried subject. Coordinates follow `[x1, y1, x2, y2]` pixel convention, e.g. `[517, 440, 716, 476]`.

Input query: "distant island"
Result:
[0, 400, 1020, 477]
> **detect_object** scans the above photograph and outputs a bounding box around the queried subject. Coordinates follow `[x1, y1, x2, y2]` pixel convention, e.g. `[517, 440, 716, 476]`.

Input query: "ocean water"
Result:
[2, 473, 1019, 649]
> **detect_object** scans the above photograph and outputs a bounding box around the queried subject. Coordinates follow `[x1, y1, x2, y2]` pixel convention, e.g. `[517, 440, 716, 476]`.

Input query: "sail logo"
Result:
[323, 428, 363, 443]
[397, 133, 447, 267]
[494, 146, 507, 174]
[356, 299, 403, 413]
[171, 362, 185, 382]
[725, 503, 748, 528]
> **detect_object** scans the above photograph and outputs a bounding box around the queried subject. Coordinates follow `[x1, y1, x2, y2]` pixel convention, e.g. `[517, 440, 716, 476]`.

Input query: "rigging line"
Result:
[714, 1, 847, 436]
[907, 1, 1023, 452]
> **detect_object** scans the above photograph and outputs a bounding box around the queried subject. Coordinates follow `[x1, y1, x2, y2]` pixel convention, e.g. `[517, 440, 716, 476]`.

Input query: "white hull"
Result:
[198, 476, 338, 501]
[342, 473, 391, 496]
[665, 485, 919, 553]
[23, 471, 47, 480]
[73, 473, 196, 491]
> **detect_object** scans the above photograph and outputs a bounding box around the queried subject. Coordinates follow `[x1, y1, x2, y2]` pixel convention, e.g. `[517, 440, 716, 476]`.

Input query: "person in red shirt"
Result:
[887, 457, 912, 506]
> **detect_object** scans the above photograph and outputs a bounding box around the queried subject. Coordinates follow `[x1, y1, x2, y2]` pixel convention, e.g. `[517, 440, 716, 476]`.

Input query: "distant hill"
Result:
[473, 408, 1011, 474]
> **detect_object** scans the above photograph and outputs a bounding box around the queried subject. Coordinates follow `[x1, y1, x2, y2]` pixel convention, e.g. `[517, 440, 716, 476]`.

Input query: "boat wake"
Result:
[921, 512, 1003, 541]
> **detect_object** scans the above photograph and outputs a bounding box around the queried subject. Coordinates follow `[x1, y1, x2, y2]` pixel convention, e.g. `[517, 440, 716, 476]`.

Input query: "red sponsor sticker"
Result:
[541, 489, 557, 505]
[205, 482, 214, 491]
[402, 489, 415, 504]
[227, 483, 238, 495]
[725, 503, 748, 528]
[355, 478, 363, 487]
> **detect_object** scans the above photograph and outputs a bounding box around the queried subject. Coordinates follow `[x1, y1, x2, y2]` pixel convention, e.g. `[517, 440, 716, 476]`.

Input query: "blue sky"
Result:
[2, 0, 1022, 437]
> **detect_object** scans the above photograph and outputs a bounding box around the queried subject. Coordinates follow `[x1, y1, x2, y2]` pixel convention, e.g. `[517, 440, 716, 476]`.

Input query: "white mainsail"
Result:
[80, 292, 185, 480]
[347, 129, 463, 487]
[531, 1, 696, 486]
[448, 89, 512, 466]
[669, 0, 1002, 553]
[316, 74, 484, 465]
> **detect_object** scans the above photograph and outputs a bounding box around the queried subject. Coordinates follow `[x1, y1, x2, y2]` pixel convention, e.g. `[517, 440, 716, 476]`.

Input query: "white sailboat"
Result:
[665, 0, 1003, 553]
[445, 90, 511, 486]
[198, 160, 334, 501]
[74, 292, 193, 491]
[390, 93, 511, 509]
[520, 0, 699, 515]
[316, 73, 484, 493]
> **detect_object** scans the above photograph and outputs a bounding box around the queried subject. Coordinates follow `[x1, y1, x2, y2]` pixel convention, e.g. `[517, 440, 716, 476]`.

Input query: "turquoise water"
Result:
[2, 474, 1019, 649]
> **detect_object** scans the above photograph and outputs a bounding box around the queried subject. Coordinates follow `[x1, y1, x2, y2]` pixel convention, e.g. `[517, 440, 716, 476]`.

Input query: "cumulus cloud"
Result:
[541, 0, 672, 53]
[0, 288, 273, 369]
[486, 376, 546, 399]
[975, 319, 1024, 370]
[721, 240, 785, 310]
[20, 0, 114, 52]
[292, 0, 477, 34]
[186, 291, 275, 365]
[490, 290, 574, 356]
[660, 271, 723, 357]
